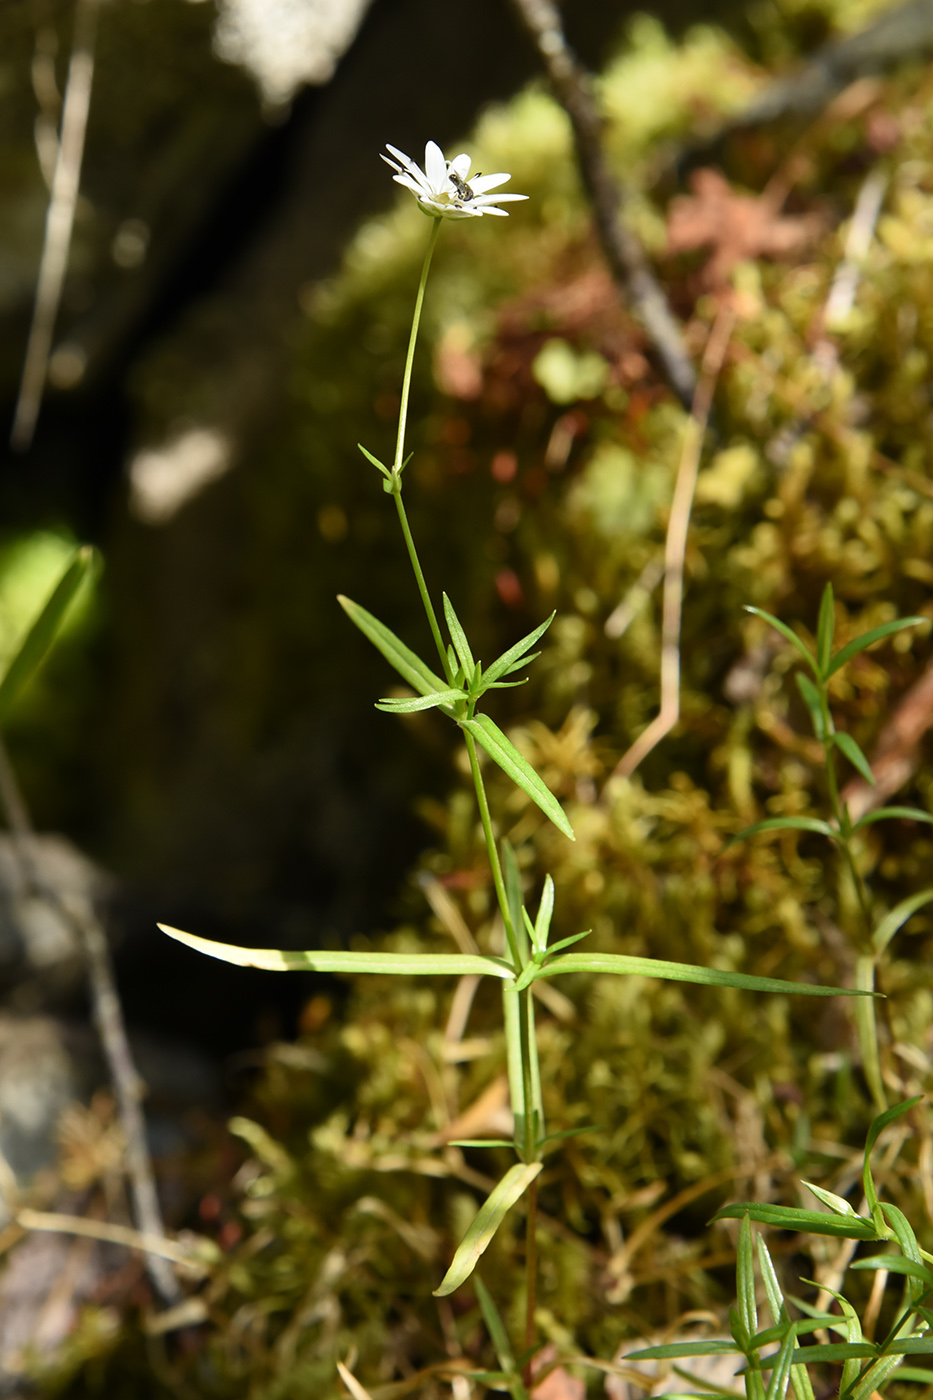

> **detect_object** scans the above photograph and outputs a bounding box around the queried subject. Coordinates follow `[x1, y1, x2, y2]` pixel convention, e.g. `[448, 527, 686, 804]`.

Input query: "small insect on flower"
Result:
[382, 140, 528, 219]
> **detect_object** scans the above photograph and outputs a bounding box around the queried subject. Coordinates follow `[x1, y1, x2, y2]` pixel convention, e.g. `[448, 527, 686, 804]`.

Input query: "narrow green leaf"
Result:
[483, 613, 556, 687]
[159, 925, 513, 978]
[542, 930, 591, 957]
[357, 442, 391, 478]
[765, 1322, 799, 1400]
[539, 1124, 600, 1149]
[802, 1182, 860, 1217]
[737, 1215, 758, 1338]
[533, 875, 555, 957]
[461, 714, 574, 841]
[0, 546, 95, 720]
[789, 1344, 876, 1363]
[745, 607, 818, 674]
[795, 672, 826, 740]
[833, 732, 875, 786]
[338, 596, 446, 697]
[532, 951, 869, 998]
[816, 583, 835, 677]
[865, 1098, 921, 1162]
[502, 840, 527, 963]
[713, 1204, 877, 1240]
[826, 617, 925, 678]
[473, 1276, 521, 1384]
[728, 816, 838, 848]
[854, 806, 933, 831]
[628, 1343, 740, 1362]
[443, 594, 475, 682]
[448, 1139, 514, 1149]
[757, 1235, 785, 1327]
[375, 688, 464, 714]
[891, 1368, 933, 1383]
[850, 1256, 933, 1284]
[433, 1162, 543, 1297]
[870, 890, 933, 958]
[501, 652, 541, 676]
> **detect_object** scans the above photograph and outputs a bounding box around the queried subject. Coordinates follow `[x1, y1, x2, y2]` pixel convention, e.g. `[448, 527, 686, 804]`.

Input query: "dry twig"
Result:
[0, 737, 182, 1304]
[508, 0, 696, 407]
[11, 0, 101, 451]
[607, 305, 735, 784]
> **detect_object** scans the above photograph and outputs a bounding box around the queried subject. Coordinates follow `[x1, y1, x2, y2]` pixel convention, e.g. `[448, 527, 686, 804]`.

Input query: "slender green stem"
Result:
[394, 217, 442, 474]
[394, 490, 451, 680]
[465, 730, 522, 969]
[523, 1175, 539, 1384]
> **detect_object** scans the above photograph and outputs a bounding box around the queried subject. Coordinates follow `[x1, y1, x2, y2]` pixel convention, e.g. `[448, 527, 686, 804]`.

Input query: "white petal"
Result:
[385, 144, 419, 175]
[469, 172, 509, 193]
[473, 192, 527, 204]
[424, 141, 449, 192]
[449, 153, 472, 179]
[478, 205, 509, 216]
[393, 173, 427, 195]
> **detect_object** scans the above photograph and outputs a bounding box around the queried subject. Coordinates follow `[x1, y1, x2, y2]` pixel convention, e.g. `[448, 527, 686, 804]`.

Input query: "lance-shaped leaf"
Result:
[826, 616, 925, 678]
[462, 714, 574, 840]
[159, 925, 512, 978]
[854, 806, 933, 831]
[727, 816, 838, 848]
[338, 596, 446, 697]
[795, 672, 825, 740]
[483, 613, 556, 687]
[473, 1276, 523, 1393]
[443, 593, 475, 683]
[833, 731, 875, 786]
[863, 1098, 921, 1226]
[0, 545, 95, 720]
[528, 951, 868, 998]
[872, 890, 933, 956]
[433, 1162, 543, 1297]
[745, 606, 817, 674]
[802, 1182, 860, 1217]
[713, 1203, 877, 1240]
[816, 583, 835, 677]
[375, 689, 464, 714]
[357, 442, 391, 481]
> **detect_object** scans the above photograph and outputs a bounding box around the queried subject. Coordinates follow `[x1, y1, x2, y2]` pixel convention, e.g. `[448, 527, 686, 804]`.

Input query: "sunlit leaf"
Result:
[338, 596, 446, 696]
[0, 545, 95, 720]
[727, 816, 837, 848]
[832, 732, 874, 786]
[712, 1203, 876, 1240]
[483, 613, 556, 686]
[375, 688, 464, 714]
[850, 1255, 933, 1284]
[628, 1342, 740, 1361]
[816, 583, 835, 677]
[826, 617, 925, 677]
[443, 593, 475, 682]
[745, 606, 817, 673]
[434, 1162, 543, 1296]
[462, 714, 574, 840]
[159, 925, 513, 978]
[532, 951, 867, 998]
[872, 890, 933, 955]
[801, 1182, 860, 1217]
[854, 806, 933, 831]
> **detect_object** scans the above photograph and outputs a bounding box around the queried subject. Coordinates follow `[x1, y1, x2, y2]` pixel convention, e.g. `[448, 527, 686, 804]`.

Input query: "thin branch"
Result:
[508, 0, 697, 408]
[11, 0, 101, 452]
[607, 304, 735, 784]
[0, 737, 182, 1305]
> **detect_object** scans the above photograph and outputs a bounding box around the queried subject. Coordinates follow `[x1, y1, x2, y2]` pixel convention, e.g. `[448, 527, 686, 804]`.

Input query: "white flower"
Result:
[381, 140, 528, 219]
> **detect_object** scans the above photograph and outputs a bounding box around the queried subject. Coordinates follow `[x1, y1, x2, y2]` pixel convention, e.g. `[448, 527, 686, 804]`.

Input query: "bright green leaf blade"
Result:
[745, 607, 818, 674]
[539, 1124, 600, 1148]
[850, 1256, 933, 1284]
[433, 1162, 543, 1297]
[833, 732, 875, 786]
[865, 1097, 921, 1161]
[765, 1322, 799, 1400]
[728, 817, 838, 848]
[737, 1215, 758, 1338]
[483, 613, 556, 686]
[462, 714, 574, 841]
[0, 545, 95, 720]
[503, 840, 527, 963]
[789, 1345, 876, 1363]
[443, 593, 475, 681]
[338, 596, 447, 697]
[795, 672, 825, 741]
[816, 583, 835, 677]
[871, 889, 933, 957]
[854, 806, 933, 831]
[534, 875, 555, 955]
[501, 651, 540, 676]
[533, 952, 868, 998]
[802, 1182, 860, 1217]
[375, 689, 464, 713]
[448, 1139, 514, 1149]
[756, 1235, 785, 1327]
[826, 617, 925, 678]
[713, 1204, 877, 1240]
[159, 925, 512, 978]
[628, 1343, 741, 1361]
[543, 930, 591, 957]
[358, 442, 390, 478]
[892, 1368, 933, 1383]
